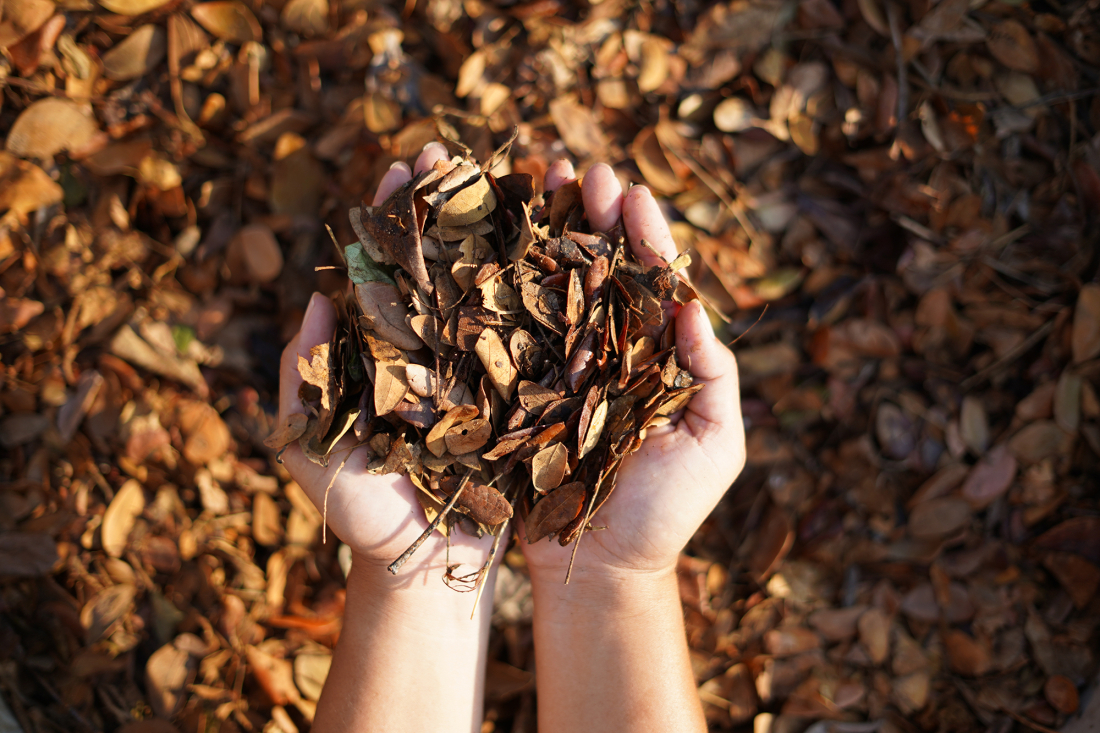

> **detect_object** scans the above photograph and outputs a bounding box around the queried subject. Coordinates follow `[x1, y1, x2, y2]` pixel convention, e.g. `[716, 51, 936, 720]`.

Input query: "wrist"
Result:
[528, 561, 678, 622]
[346, 550, 497, 632]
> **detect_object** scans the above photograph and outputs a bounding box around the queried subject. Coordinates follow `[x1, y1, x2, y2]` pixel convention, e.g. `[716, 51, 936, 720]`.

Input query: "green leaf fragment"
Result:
[345, 242, 395, 285]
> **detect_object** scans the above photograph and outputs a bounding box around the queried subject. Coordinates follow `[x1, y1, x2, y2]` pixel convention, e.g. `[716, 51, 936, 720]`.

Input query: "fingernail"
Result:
[388, 161, 410, 172]
[303, 293, 319, 323]
[422, 141, 445, 153]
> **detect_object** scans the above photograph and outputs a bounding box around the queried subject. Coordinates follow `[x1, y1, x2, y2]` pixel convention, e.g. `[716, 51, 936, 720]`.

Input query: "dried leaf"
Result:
[191, 1, 262, 43]
[531, 442, 567, 492]
[102, 24, 167, 81]
[442, 480, 512, 525]
[264, 413, 308, 450]
[987, 20, 1039, 73]
[444, 417, 491, 454]
[578, 399, 608, 459]
[426, 405, 478, 457]
[475, 328, 518, 401]
[6, 98, 99, 159]
[437, 174, 497, 227]
[102, 479, 145, 558]
[525, 481, 585, 543]
[1072, 284, 1100, 363]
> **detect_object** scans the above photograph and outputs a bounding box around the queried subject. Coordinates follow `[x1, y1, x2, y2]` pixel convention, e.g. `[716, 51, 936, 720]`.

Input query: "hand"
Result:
[520, 161, 747, 585]
[278, 142, 497, 596]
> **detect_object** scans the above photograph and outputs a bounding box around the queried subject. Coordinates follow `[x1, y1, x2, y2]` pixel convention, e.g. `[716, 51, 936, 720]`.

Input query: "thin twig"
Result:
[959, 319, 1056, 390]
[320, 452, 351, 545]
[1006, 710, 1061, 733]
[727, 304, 768, 347]
[388, 468, 473, 574]
[565, 485, 602, 584]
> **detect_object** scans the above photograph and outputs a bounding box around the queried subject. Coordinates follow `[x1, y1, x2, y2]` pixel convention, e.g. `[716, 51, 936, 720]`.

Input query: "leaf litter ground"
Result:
[1, 0, 1100, 731]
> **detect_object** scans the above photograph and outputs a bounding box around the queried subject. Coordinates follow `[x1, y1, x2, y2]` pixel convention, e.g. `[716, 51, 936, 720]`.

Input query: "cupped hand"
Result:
[278, 143, 496, 589]
[521, 161, 747, 582]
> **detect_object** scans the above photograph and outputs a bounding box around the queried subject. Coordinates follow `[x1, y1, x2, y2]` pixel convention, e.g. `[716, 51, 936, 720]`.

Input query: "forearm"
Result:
[529, 566, 705, 733]
[312, 557, 495, 733]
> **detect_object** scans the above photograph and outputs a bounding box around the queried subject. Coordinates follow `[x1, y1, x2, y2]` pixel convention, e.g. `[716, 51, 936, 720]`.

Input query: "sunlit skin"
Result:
[279, 147, 745, 733]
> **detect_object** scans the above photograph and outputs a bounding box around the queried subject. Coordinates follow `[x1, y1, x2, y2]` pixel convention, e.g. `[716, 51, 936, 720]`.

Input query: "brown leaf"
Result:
[531, 442, 567, 492]
[908, 497, 970, 538]
[0, 0, 53, 46]
[960, 444, 1016, 509]
[246, 646, 301, 706]
[362, 177, 434, 295]
[0, 151, 63, 222]
[444, 417, 491, 454]
[437, 174, 497, 227]
[102, 24, 167, 81]
[409, 314, 445, 350]
[1033, 517, 1100, 564]
[987, 20, 1039, 73]
[1072, 283, 1100, 363]
[281, 0, 328, 36]
[82, 584, 135, 642]
[177, 400, 232, 465]
[426, 405, 478, 457]
[548, 96, 608, 159]
[857, 608, 890, 664]
[944, 630, 992, 676]
[102, 479, 145, 558]
[525, 481, 585, 543]
[6, 98, 99, 159]
[191, 1, 262, 42]
[475, 329, 518, 400]
[356, 282, 423, 351]
[444, 480, 512, 525]
[1043, 551, 1100, 608]
[374, 360, 409, 417]
[264, 413, 309, 450]
[1044, 675, 1080, 714]
[294, 653, 332, 702]
[228, 223, 283, 284]
[145, 643, 192, 718]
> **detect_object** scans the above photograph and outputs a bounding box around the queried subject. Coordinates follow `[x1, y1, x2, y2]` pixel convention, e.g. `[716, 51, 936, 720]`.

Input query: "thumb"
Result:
[674, 301, 746, 476]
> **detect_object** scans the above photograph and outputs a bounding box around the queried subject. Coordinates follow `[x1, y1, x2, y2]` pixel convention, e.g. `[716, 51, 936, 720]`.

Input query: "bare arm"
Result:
[529, 568, 705, 732]
[312, 558, 496, 733]
[522, 163, 746, 733]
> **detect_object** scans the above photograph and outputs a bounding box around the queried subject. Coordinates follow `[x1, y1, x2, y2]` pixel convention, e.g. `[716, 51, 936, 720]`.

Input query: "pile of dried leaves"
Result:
[267, 135, 706, 590]
[2, 0, 1100, 730]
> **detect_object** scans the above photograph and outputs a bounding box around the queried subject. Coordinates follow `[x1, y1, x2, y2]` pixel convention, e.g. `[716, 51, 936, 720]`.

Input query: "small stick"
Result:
[321, 451, 351, 545]
[388, 469, 473, 574]
[565, 485, 601, 584]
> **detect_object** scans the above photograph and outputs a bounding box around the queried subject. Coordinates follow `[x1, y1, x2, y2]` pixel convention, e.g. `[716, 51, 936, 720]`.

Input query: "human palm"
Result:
[519, 162, 747, 580]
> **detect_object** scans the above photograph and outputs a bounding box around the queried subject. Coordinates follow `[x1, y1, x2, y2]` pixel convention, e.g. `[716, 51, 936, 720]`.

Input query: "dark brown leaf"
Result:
[525, 482, 586, 543]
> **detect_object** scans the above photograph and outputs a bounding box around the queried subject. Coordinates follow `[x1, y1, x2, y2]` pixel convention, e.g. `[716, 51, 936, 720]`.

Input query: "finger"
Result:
[373, 162, 412, 205]
[674, 300, 745, 464]
[622, 185, 678, 269]
[415, 142, 449, 174]
[278, 293, 338, 425]
[544, 159, 576, 192]
[581, 163, 623, 233]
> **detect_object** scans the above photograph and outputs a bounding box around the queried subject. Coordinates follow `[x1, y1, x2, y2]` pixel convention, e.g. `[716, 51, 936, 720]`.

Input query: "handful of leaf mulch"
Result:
[269, 134, 704, 592]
